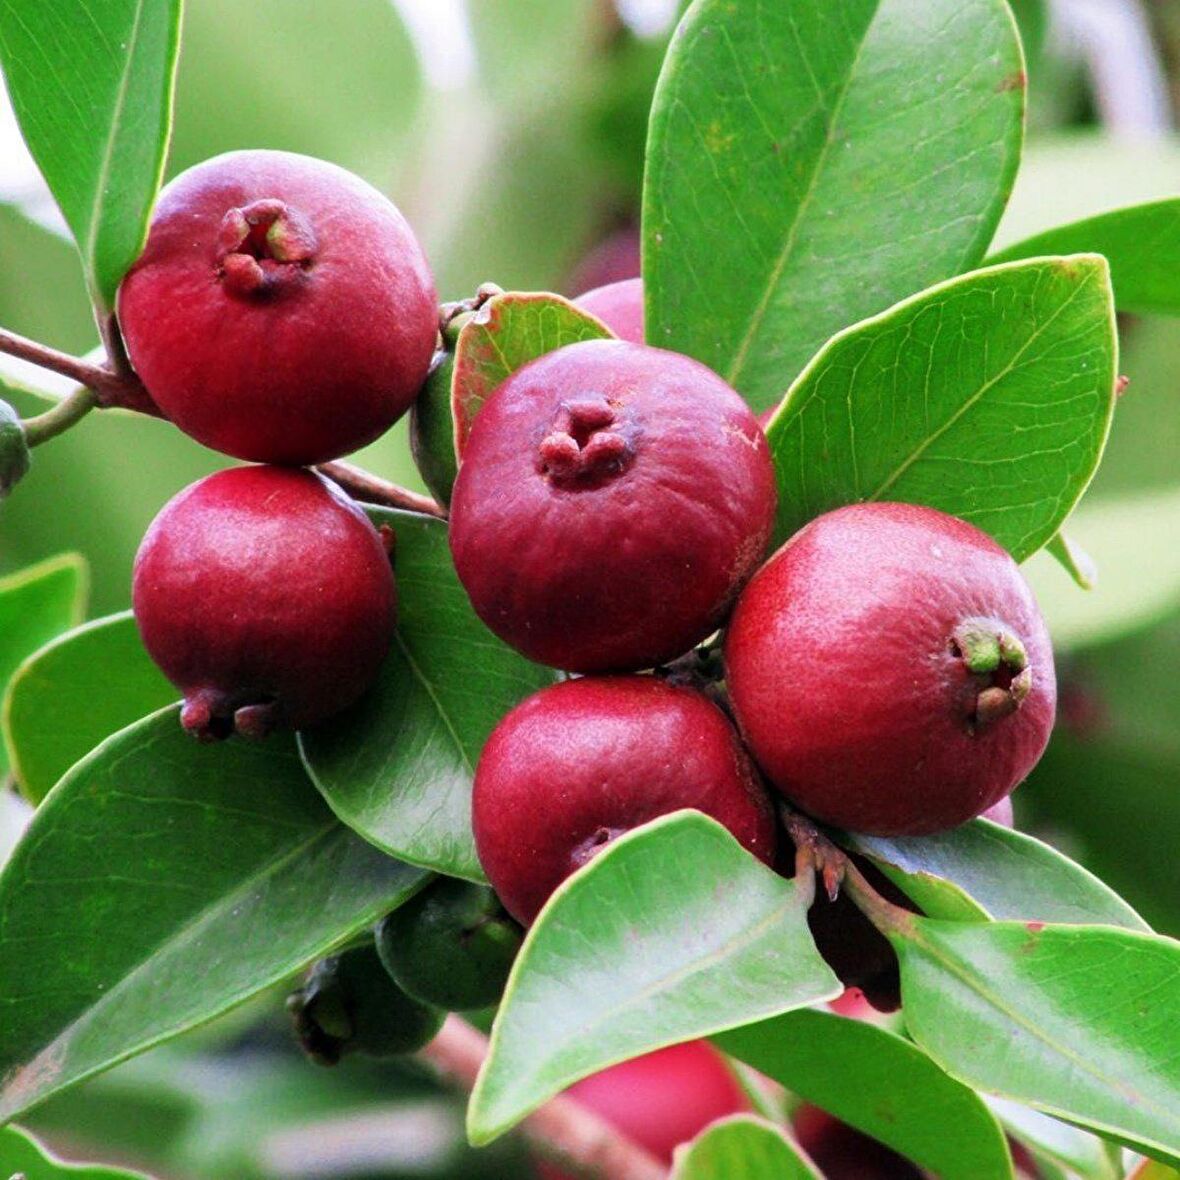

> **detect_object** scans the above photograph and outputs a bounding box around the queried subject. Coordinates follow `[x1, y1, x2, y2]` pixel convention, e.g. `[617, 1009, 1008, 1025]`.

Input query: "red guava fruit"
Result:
[473, 675, 776, 925]
[536, 1041, 751, 1178]
[118, 149, 437, 465]
[449, 339, 776, 673]
[566, 224, 641, 297]
[575, 277, 644, 343]
[725, 502, 1056, 836]
[133, 465, 395, 740]
[793, 1105, 922, 1179]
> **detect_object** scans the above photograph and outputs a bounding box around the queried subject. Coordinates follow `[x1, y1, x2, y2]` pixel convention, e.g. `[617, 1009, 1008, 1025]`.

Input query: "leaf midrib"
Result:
[725, 1, 881, 390]
[81, 0, 150, 287]
[0, 817, 338, 1113]
[905, 922, 1177, 1133]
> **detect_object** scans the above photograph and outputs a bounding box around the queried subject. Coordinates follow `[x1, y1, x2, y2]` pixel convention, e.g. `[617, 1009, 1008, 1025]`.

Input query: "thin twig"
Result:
[318, 460, 447, 520]
[418, 1016, 667, 1180]
[0, 326, 128, 404]
[21, 386, 100, 447]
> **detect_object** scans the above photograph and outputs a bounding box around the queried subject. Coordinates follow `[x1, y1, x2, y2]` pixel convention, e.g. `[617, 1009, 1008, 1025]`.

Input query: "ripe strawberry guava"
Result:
[450, 339, 776, 673]
[536, 1041, 751, 1178]
[726, 503, 1055, 835]
[133, 465, 395, 740]
[119, 149, 437, 464]
[576, 277, 644, 343]
[473, 675, 776, 924]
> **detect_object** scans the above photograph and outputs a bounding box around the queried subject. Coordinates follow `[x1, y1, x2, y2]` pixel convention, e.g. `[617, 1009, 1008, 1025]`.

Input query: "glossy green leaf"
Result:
[849, 819, 1148, 929]
[764, 256, 1117, 557]
[3, 612, 175, 804]
[992, 137, 1180, 254]
[468, 812, 840, 1145]
[990, 200, 1180, 317]
[890, 916, 1180, 1166]
[0, 1124, 154, 1179]
[0, 0, 182, 308]
[0, 708, 426, 1124]
[1045, 530, 1096, 591]
[671, 1116, 820, 1180]
[0, 554, 88, 777]
[1024, 487, 1180, 652]
[986, 1096, 1119, 1180]
[451, 291, 612, 455]
[299, 509, 553, 882]
[644, 0, 1024, 413]
[717, 1009, 1011, 1180]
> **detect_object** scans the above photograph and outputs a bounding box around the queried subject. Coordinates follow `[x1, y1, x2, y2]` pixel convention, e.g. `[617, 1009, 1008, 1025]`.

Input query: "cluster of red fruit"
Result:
[124, 148, 1055, 884]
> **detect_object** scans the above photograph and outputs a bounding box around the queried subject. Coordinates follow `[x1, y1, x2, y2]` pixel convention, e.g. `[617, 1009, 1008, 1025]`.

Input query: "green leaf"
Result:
[671, 1115, 820, 1180]
[1025, 487, 1180, 652]
[990, 200, 1180, 317]
[890, 916, 1180, 1166]
[0, 1123, 154, 1179]
[1045, 530, 1096, 591]
[451, 291, 612, 455]
[0, 708, 426, 1124]
[0, 555, 88, 777]
[643, 0, 1025, 413]
[299, 509, 553, 882]
[468, 811, 840, 1145]
[0, 0, 182, 308]
[718, 1009, 1012, 1180]
[3, 612, 175, 805]
[986, 1096, 1119, 1180]
[849, 819, 1148, 930]
[764, 256, 1117, 558]
[993, 137, 1180, 254]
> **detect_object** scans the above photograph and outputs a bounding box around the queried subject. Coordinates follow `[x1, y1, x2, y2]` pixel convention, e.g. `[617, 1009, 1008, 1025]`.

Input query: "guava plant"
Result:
[0, 1, 1178, 1178]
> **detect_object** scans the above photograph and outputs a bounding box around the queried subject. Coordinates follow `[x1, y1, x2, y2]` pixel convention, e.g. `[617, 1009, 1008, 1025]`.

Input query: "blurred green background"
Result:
[2, 0, 1180, 1175]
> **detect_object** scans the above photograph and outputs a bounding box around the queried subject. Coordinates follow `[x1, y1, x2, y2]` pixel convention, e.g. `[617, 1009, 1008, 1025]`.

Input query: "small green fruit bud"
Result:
[409, 311, 469, 507]
[287, 942, 442, 1065]
[376, 878, 523, 1012]
[0, 400, 31, 499]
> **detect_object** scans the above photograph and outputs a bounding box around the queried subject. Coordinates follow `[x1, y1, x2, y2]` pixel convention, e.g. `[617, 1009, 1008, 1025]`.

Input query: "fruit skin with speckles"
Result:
[118, 149, 437, 465]
[133, 465, 396, 741]
[449, 339, 776, 673]
[535, 1041, 752, 1179]
[473, 675, 776, 925]
[575, 277, 644, 343]
[725, 503, 1056, 836]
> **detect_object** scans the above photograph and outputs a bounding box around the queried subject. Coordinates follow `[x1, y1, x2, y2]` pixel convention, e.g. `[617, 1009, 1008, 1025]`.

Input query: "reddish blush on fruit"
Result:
[536, 1041, 751, 1179]
[473, 676, 776, 925]
[576, 277, 644, 343]
[449, 339, 776, 673]
[133, 466, 395, 740]
[725, 503, 1056, 835]
[118, 149, 437, 465]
